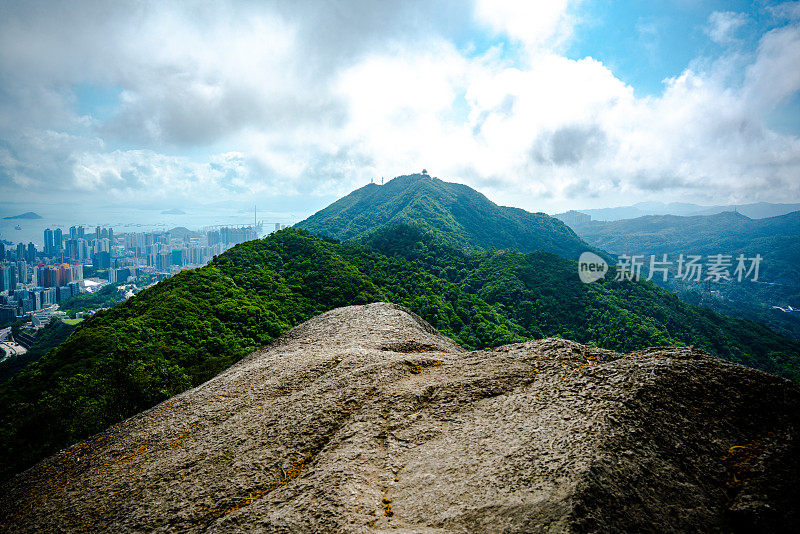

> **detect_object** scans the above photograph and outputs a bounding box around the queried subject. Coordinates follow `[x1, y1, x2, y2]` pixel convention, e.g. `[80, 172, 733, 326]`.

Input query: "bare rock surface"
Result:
[1, 302, 798, 533]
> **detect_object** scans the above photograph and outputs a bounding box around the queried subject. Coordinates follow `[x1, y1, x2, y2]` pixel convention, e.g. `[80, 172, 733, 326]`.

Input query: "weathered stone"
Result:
[1, 302, 798, 532]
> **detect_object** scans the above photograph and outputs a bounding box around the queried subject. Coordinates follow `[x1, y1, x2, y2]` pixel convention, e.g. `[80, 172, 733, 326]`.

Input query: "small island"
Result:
[161, 208, 186, 215]
[2, 211, 42, 220]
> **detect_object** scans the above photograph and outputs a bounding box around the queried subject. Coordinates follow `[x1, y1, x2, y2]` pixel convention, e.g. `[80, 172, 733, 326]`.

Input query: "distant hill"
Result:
[161, 208, 186, 215]
[564, 210, 800, 330]
[2, 211, 42, 220]
[555, 201, 800, 221]
[568, 211, 799, 288]
[167, 226, 200, 239]
[568, 211, 799, 255]
[295, 173, 600, 261]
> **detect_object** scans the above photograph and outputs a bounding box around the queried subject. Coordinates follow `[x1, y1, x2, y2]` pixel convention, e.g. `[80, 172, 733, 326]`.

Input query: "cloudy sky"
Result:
[1, 0, 799, 217]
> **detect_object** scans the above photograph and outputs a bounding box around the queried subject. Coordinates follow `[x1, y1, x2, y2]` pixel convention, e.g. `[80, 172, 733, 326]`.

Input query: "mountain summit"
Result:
[296, 173, 595, 260]
[2, 303, 797, 532]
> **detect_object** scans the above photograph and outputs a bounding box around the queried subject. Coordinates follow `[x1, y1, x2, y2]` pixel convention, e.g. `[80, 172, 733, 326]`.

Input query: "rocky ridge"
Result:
[1, 302, 798, 532]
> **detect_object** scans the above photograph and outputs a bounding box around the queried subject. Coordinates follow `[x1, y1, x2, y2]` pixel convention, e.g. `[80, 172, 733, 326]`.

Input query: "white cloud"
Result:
[744, 22, 800, 110]
[474, 0, 577, 50]
[706, 11, 748, 44]
[1, 1, 799, 214]
[325, 15, 800, 211]
[769, 1, 800, 21]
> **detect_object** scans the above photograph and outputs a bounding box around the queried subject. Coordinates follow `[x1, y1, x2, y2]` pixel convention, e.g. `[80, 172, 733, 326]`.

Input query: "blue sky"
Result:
[1, 0, 799, 217]
[566, 1, 800, 135]
[570, 1, 758, 94]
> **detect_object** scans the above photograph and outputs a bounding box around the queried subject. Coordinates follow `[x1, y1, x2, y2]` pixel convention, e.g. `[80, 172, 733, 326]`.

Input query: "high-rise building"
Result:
[66, 239, 78, 261]
[71, 263, 84, 281]
[15, 261, 28, 284]
[16, 243, 25, 261]
[92, 251, 111, 269]
[76, 238, 89, 262]
[37, 265, 54, 287]
[26, 242, 36, 264]
[171, 249, 185, 266]
[54, 228, 63, 251]
[56, 284, 74, 302]
[1, 263, 18, 292]
[0, 304, 15, 323]
[94, 238, 110, 254]
[0, 242, 5, 261]
[77, 226, 85, 240]
[57, 263, 73, 286]
[44, 228, 54, 255]
[69, 226, 77, 240]
[109, 267, 131, 284]
[42, 287, 56, 305]
[156, 252, 171, 270]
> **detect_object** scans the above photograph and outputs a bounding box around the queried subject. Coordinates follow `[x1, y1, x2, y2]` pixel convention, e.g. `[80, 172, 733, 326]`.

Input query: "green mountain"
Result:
[295, 173, 599, 260]
[2, 228, 800, 482]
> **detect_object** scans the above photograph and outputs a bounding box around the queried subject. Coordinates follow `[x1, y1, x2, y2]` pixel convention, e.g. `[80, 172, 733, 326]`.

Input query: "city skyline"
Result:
[1, 220, 268, 324]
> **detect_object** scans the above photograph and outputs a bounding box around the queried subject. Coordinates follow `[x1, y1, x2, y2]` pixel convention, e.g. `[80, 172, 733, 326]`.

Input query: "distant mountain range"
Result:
[561, 210, 800, 339]
[2, 211, 42, 220]
[565, 211, 800, 294]
[295, 173, 600, 261]
[567, 210, 799, 256]
[555, 201, 800, 221]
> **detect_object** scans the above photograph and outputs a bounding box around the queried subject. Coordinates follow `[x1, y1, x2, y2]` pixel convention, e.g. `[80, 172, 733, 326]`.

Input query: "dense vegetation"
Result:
[295, 173, 604, 261]
[1, 227, 799, 481]
[58, 283, 125, 316]
[678, 292, 800, 343]
[81, 265, 108, 279]
[364, 224, 800, 371]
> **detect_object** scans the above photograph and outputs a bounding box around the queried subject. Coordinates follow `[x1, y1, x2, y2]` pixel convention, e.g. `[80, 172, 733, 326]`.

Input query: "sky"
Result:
[1, 0, 799, 218]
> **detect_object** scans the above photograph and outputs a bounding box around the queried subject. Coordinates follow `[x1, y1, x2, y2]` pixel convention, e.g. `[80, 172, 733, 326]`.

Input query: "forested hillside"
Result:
[364, 223, 800, 367]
